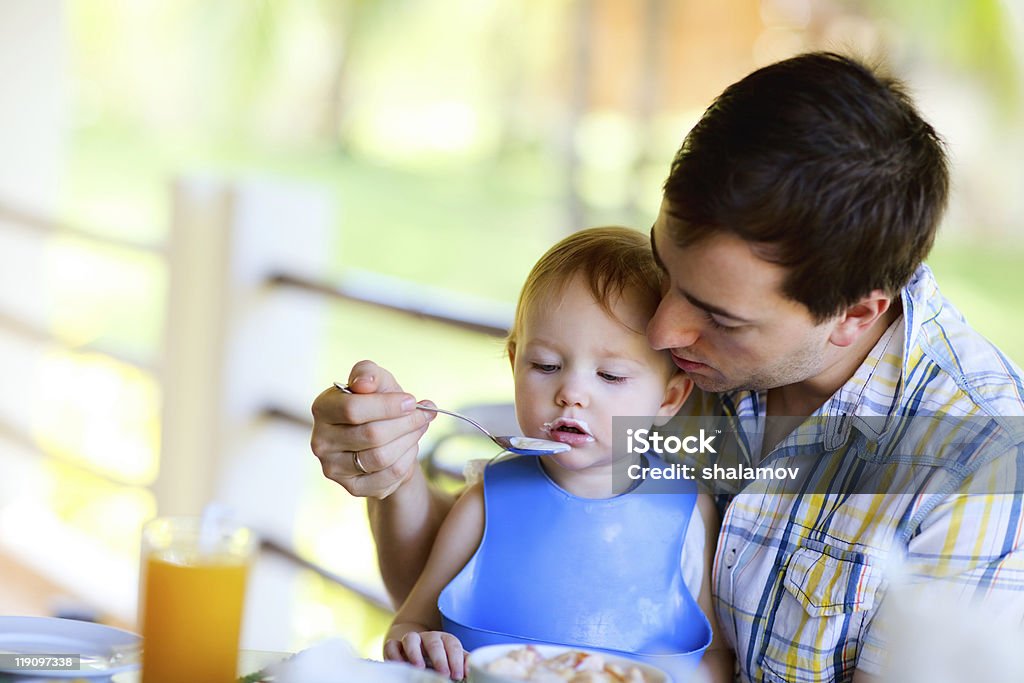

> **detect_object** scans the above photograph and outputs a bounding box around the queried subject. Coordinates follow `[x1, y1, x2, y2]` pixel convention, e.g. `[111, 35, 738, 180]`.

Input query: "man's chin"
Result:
[688, 372, 746, 394]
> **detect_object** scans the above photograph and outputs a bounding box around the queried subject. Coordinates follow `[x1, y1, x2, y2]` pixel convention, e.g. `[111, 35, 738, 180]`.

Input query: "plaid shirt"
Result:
[690, 265, 1024, 683]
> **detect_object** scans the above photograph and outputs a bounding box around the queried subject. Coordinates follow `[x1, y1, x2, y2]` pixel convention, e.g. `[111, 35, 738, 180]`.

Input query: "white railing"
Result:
[0, 177, 514, 650]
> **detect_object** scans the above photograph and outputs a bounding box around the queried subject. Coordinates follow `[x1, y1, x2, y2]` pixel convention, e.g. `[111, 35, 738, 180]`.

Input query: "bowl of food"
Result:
[467, 644, 670, 683]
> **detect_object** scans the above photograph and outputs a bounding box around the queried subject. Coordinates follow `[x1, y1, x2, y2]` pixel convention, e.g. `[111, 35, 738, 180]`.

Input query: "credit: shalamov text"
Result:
[624, 428, 801, 482]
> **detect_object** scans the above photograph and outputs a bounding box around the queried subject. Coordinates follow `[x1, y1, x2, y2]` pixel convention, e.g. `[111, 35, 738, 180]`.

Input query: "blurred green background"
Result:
[62, 0, 1024, 362]
[0, 0, 1021, 657]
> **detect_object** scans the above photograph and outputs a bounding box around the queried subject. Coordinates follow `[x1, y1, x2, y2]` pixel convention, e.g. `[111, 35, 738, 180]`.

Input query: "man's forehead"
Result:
[650, 212, 796, 315]
[648, 225, 663, 267]
[652, 205, 783, 273]
[651, 202, 705, 253]
[649, 208, 692, 265]
[649, 207, 669, 251]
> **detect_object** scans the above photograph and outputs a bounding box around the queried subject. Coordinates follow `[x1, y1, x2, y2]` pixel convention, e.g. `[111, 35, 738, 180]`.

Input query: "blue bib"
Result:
[438, 454, 712, 681]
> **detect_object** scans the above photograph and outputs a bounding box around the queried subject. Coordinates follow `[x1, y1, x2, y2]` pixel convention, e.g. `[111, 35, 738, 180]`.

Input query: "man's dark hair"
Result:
[663, 52, 949, 322]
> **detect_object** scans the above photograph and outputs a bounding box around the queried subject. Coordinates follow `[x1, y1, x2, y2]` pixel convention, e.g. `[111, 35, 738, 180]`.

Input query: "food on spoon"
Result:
[508, 436, 571, 452]
[484, 646, 651, 682]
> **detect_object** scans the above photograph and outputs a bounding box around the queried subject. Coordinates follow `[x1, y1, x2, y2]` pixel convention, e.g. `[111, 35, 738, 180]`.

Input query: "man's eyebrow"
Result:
[650, 226, 754, 324]
[684, 292, 754, 324]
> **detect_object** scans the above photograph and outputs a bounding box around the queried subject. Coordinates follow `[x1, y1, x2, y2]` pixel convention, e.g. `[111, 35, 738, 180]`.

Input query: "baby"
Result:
[383, 227, 727, 681]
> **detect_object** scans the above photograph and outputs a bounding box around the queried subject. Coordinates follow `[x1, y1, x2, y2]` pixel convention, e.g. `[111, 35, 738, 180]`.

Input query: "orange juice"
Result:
[139, 517, 254, 683]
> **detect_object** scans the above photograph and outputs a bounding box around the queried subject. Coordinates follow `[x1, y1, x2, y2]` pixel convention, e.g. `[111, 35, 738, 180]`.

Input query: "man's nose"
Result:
[648, 296, 700, 350]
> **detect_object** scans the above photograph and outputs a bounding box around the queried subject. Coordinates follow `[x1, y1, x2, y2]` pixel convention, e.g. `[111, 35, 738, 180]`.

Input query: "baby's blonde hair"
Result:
[506, 226, 663, 359]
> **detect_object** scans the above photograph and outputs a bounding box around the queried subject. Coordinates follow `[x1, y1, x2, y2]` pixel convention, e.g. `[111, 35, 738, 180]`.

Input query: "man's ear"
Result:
[654, 372, 693, 425]
[829, 290, 892, 348]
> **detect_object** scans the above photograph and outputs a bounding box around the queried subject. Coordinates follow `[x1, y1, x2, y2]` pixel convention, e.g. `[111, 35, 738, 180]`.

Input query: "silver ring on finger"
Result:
[352, 451, 369, 475]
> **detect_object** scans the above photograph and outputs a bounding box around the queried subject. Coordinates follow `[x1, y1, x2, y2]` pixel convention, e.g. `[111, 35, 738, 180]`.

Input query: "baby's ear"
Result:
[507, 342, 517, 371]
[654, 372, 692, 425]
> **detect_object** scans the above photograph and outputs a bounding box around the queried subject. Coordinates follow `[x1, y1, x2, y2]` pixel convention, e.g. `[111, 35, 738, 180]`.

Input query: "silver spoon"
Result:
[333, 382, 569, 455]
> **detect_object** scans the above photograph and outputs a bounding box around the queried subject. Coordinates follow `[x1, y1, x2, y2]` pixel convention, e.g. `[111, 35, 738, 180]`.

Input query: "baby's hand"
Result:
[384, 630, 469, 680]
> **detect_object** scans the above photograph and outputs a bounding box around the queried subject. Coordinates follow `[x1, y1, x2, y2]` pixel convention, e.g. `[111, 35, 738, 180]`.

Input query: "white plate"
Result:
[274, 658, 450, 683]
[0, 616, 140, 678]
[260, 644, 449, 683]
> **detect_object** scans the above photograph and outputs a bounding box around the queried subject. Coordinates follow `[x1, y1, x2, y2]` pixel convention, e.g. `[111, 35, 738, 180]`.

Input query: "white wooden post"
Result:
[159, 177, 333, 518]
[0, 1, 64, 212]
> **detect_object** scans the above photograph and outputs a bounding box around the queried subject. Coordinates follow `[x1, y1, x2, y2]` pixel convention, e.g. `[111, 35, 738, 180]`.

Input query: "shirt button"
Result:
[723, 547, 738, 569]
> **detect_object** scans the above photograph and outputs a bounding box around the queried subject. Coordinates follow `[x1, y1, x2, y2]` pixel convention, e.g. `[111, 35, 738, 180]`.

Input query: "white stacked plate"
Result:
[0, 616, 140, 678]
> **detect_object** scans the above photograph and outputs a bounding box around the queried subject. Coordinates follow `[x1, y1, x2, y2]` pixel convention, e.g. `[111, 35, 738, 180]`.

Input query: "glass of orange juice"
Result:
[138, 516, 255, 683]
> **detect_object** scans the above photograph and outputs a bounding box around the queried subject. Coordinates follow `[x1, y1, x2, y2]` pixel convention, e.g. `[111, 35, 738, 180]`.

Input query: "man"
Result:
[310, 53, 1024, 682]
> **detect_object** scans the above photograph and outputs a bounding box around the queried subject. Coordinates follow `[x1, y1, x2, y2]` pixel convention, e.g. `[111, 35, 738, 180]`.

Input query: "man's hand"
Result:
[311, 360, 455, 604]
[384, 631, 468, 680]
[310, 360, 436, 499]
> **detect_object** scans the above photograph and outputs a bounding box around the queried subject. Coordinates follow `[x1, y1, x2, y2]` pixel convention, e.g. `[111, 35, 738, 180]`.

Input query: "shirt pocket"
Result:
[761, 543, 882, 683]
